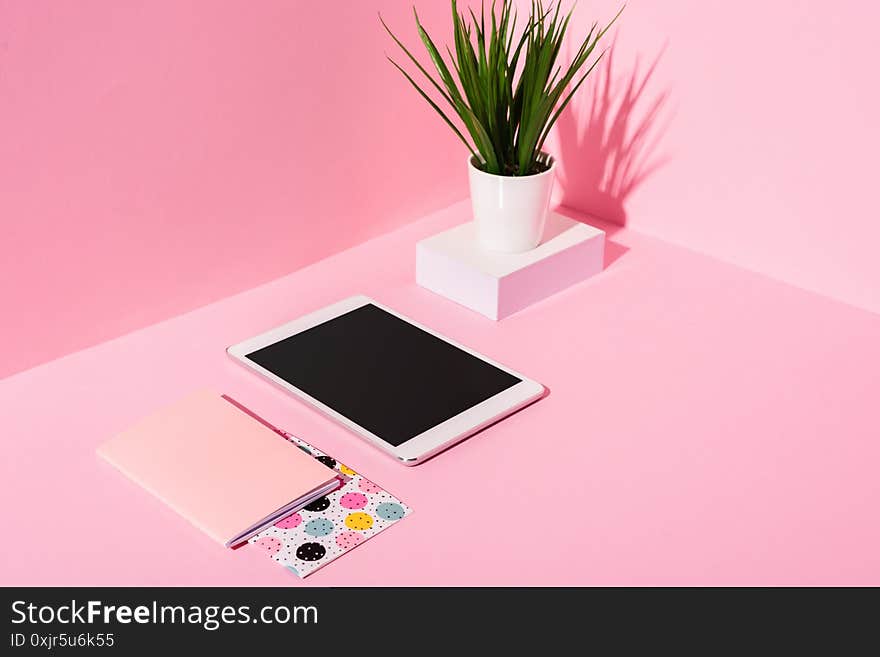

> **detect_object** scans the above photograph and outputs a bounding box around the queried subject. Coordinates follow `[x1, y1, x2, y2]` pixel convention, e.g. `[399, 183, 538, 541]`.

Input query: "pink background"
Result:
[0, 1, 464, 377]
[3, 1, 879, 378]
[1, 2, 879, 585]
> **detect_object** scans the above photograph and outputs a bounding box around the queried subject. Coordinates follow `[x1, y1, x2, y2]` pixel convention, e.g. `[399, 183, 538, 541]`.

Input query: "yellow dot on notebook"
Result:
[345, 512, 374, 531]
[339, 464, 357, 476]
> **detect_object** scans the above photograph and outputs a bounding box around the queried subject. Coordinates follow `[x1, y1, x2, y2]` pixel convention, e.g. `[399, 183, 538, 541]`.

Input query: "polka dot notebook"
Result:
[249, 434, 411, 578]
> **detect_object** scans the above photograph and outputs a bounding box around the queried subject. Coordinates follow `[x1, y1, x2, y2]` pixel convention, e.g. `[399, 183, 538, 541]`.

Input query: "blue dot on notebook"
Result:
[304, 518, 335, 537]
[375, 502, 405, 521]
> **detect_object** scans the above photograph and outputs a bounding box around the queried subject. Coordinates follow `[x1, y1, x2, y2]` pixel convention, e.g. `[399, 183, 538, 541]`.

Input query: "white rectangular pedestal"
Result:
[416, 212, 605, 320]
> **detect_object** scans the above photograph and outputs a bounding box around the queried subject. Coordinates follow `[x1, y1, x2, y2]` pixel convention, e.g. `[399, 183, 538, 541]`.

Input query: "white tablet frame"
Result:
[226, 295, 544, 465]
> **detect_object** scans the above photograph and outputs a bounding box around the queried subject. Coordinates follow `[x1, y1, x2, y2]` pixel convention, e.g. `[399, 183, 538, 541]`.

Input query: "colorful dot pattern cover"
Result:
[249, 435, 411, 578]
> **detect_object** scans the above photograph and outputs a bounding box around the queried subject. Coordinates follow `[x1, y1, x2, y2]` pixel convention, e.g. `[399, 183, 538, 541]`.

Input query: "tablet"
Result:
[227, 296, 544, 464]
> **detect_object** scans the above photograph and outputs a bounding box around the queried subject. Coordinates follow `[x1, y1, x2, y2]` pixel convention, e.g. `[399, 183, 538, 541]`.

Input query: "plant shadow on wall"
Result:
[553, 40, 673, 266]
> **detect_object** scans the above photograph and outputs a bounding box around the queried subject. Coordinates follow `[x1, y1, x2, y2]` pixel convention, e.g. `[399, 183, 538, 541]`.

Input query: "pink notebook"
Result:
[97, 390, 340, 547]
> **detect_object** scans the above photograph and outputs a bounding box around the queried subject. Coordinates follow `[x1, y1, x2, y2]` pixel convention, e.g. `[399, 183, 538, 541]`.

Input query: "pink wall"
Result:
[3, 1, 878, 379]
[0, 1, 465, 377]
[550, 0, 880, 314]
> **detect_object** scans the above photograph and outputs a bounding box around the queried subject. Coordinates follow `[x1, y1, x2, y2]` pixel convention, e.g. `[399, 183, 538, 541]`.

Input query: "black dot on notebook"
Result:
[296, 542, 326, 562]
[316, 455, 337, 469]
[304, 496, 330, 512]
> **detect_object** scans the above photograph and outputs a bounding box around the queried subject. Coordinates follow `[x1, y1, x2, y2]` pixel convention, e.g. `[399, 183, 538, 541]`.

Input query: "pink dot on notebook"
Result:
[339, 492, 368, 509]
[336, 532, 364, 550]
[275, 513, 302, 529]
[253, 536, 282, 555]
[358, 479, 383, 494]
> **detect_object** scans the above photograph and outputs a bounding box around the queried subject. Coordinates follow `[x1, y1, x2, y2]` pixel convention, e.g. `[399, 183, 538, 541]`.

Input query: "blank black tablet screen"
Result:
[245, 304, 520, 446]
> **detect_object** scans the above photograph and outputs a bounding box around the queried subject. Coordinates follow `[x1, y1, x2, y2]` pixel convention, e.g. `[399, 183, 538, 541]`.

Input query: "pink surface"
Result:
[544, 0, 880, 314]
[1, 201, 879, 585]
[0, 1, 465, 377]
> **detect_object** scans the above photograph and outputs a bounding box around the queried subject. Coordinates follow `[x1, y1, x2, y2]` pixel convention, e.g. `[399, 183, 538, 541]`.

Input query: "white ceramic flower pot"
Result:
[468, 153, 556, 253]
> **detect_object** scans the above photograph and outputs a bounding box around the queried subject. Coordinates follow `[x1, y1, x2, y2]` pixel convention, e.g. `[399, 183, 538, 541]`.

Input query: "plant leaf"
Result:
[381, 1, 623, 176]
